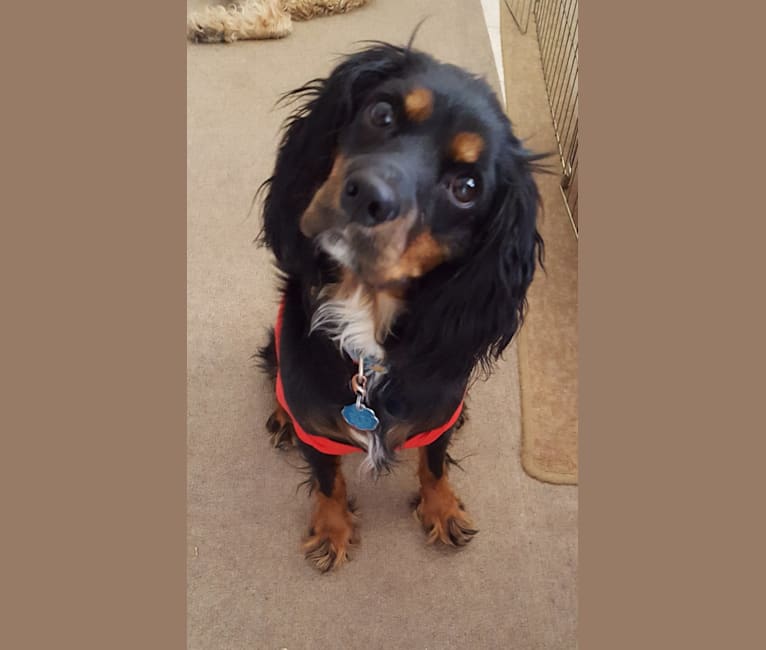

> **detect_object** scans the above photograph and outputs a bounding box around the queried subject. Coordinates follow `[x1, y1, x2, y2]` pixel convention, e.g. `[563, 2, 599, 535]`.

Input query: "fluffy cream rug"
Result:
[188, 0, 371, 43]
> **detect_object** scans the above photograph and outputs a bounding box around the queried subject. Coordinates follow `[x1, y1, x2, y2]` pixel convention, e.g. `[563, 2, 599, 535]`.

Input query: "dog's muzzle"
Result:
[341, 164, 404, 227]
[300, 153, 446, 286]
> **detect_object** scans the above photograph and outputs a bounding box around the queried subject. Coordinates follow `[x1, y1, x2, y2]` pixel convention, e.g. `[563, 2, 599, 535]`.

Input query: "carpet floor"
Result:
[501, 7, 579, 484]
[187, 1, 577, 647]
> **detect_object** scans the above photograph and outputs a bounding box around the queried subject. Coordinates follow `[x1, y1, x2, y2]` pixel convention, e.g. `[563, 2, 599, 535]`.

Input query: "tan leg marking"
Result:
[303, 464, 360, 572]
[413, 448, 477, 546]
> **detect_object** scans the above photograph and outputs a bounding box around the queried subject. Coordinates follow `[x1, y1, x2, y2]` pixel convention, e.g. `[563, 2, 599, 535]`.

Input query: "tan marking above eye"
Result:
[404, 87, 434, 122]
[450, 132, 485, 163]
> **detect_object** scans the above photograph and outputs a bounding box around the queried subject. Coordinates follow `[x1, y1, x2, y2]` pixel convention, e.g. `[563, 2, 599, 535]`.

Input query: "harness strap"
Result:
[274, 300, 463, 456]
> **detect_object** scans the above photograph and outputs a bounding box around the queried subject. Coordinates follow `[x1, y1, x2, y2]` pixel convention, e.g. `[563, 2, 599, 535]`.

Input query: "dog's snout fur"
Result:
[342, 167, 401, 226]
[341, 155, 417, 226]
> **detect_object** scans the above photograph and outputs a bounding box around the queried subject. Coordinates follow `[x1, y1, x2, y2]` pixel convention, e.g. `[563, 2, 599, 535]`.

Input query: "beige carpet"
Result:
[187, 1, 577, 647]
[501, 8, 579, 485]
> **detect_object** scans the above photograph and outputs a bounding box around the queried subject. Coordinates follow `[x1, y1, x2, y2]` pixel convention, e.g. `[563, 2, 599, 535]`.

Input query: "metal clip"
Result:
[350, 357, 368, 409]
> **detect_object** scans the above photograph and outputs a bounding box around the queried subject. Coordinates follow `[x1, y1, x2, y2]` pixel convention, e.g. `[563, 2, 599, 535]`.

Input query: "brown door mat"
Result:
[501, 7, 578, 484]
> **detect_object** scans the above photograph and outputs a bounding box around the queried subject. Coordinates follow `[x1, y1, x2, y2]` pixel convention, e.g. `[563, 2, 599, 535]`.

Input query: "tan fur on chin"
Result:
[303, 473, 360, 572]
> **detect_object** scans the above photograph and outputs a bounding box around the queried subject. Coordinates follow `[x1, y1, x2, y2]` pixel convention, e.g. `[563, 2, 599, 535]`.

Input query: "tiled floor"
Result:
[481, 0, 506, 104]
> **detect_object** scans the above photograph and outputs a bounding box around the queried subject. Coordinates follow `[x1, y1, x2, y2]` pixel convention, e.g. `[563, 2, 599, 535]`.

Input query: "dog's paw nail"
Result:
[447, 516, 478, 547]
[304, 536, 350, 573]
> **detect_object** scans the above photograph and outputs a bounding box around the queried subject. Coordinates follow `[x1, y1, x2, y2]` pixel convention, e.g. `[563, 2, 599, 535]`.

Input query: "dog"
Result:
[257, 40, 544, 572]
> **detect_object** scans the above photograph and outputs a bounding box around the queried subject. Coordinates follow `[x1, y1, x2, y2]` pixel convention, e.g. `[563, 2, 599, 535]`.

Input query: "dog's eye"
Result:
[369, 101, 395, 128]
[450, 174, 480, 205]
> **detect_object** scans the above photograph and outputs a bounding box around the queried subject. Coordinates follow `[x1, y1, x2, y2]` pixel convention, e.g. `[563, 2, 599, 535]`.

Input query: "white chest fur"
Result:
[310, 283, 401, 363]
[309, 281, 402, 475]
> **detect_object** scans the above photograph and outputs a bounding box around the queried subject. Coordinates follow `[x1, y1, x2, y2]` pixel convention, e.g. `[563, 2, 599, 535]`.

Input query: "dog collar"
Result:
[273, 300, 463, 456]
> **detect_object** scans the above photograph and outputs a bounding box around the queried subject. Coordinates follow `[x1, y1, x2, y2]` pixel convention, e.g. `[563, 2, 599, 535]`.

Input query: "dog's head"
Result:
[262, 42, 544, 376]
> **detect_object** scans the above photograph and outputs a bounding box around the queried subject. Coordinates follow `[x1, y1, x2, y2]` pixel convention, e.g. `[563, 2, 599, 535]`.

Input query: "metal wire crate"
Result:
[505, 0, 579, 235]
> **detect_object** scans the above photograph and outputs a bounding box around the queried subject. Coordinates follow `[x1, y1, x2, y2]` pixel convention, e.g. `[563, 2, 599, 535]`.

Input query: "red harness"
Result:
[274, 300, 463, 456]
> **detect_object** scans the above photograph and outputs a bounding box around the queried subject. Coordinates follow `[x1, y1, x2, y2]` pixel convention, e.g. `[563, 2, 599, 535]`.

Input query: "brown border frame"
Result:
[3, 1, 766, 648]
[2, 2, 186, 648]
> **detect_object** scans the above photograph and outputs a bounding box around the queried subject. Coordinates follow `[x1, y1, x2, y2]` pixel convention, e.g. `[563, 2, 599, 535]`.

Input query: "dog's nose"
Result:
[341, 170, 400, 226]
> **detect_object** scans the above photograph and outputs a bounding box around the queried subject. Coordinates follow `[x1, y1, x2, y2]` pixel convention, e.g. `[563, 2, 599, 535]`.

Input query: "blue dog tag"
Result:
[341, 403, 380, 431]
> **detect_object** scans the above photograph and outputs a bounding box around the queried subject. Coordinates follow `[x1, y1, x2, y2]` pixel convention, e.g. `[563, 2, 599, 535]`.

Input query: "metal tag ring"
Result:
[351, 375, 367, 395]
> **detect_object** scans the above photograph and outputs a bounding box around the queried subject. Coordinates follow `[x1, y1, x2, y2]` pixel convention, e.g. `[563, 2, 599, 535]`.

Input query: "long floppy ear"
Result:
[398, 139, 545, 381]
[258, 43, 412, 275]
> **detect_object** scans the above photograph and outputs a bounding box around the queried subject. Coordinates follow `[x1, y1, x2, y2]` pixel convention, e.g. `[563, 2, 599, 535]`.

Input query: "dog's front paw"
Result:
[412, 490, 477, 547]
[265, 405, 295, 450]
[303, 498, 360, 572]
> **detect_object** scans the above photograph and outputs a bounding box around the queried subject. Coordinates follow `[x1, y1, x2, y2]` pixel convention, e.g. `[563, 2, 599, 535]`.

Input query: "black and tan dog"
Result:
[257, 39, 544, 572]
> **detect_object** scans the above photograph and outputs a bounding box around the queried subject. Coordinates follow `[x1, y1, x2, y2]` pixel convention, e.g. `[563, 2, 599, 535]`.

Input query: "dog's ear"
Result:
[399, 138, 544, 380]
[259, 44, 411, 275]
